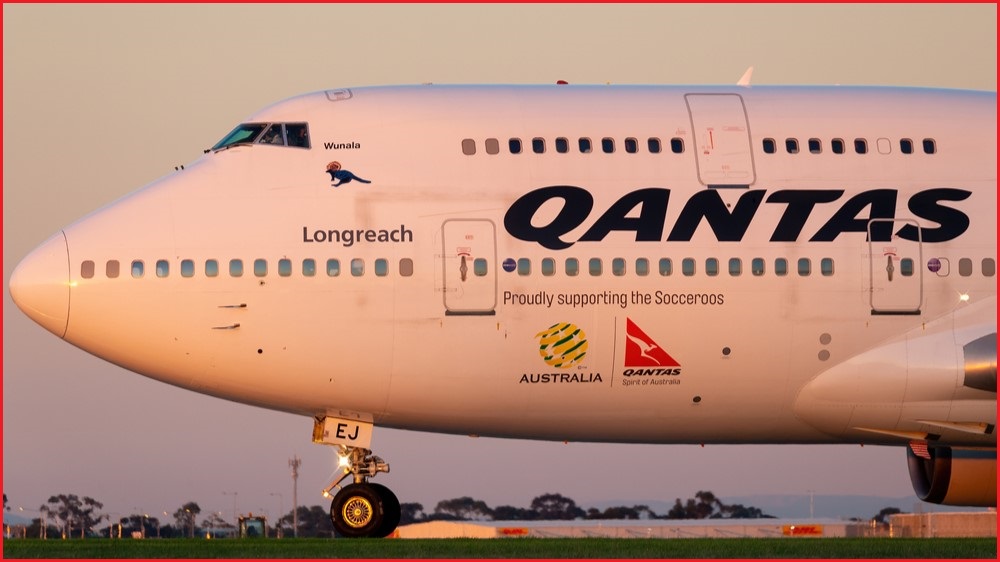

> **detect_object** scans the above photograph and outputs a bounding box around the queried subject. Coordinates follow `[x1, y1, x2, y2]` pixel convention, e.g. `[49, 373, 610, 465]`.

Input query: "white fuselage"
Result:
[11, 85, 997, 450]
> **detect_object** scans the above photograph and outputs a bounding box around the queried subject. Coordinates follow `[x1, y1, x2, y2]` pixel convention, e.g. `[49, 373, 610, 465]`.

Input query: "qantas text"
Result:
[504, 186, 971, 250]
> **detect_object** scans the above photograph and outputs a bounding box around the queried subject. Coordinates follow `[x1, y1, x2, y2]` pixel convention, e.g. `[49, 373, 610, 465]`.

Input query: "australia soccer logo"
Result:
[536, 323, 589, 368]
[325, 161, 371, 187]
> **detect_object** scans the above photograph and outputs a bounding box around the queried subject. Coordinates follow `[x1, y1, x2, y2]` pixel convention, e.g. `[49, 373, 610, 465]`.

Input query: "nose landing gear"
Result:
[322, 446, 400, 538]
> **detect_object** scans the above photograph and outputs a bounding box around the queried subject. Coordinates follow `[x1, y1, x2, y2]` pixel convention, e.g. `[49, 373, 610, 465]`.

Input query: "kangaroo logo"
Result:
[624, 319, 680, 367]
[325, 161, 371, 187]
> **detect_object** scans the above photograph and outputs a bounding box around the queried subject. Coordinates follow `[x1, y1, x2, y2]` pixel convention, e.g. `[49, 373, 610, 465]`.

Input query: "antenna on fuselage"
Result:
[737, 66, 754, 87]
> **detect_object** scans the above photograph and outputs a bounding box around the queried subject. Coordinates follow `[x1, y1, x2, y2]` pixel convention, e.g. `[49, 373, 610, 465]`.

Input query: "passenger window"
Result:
[532, 138, 545, 154]
[81, 260, 95, 279]
[785, 138, 799, 154]
[106, 260, 120, 279]
[302, 258, 316, 277]
[131, 260, 145, 278]
[541, 258, 555, 276]
[400, 258, 414, 277]
[278, 258, 292, 277]
[517, 258, 531, 276]
[670, 138, 684, 153]
[351, 258, 364, 277]
[682, 258, 695, 277]
[821, 258, 834, 276]
[854, 138, 868, 154]
[565, 258, 579, 276]
[659, 258, 672, 276]
[624, 138, 638, 154]
[508, 138, 522, 154]
[156, 259, 170, 278]
[751, 258, 765, 276]
[254, 259, 267, 277]
[229, 259, 243, 277]
[612, 258, 626, 276]
[922, 138, 936, 154]
[808, 139, 821, 154]
[762, 138, 776, 154]
[797, 258, 811, 276]
[589, 258, 603, 276]
[728, 258, 742, 276]
[601, 138, 614, 153]
[205, 259, 219, 277]
[775, 258, 788, 276]
[705, 258, 719, 276]
[900, 139, 913, 154]
[462, 138, 476, 155]
[579, 138, 592, 153]
[636, 258, 650, 276]
[648, 138, 661, 153]
[958, 258, 972, 277]
[555, 138, 568, 154]
[180, 259, 194, 278]
[285, 123, 310, 148]
[374, 259, 388, 277]
[485, 138, 500, 155]
[473, 258, 487, 276]
[900, 258, 914, 277]
[831, 139, 845, 154]
[983, 258, 996, 277]
[326, 259, 340, 277]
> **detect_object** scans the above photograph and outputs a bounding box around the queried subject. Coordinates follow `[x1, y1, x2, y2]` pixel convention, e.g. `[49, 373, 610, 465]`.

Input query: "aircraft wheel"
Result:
[330, 483, 384, 538]
[370, 483, 400, 538]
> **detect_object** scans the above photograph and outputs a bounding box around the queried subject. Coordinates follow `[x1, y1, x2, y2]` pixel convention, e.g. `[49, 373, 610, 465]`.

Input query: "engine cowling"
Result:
[907, 445, 997, 507]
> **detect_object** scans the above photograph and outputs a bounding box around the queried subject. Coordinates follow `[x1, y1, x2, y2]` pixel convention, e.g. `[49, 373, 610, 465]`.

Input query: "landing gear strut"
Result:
[322, 446, 400, 538]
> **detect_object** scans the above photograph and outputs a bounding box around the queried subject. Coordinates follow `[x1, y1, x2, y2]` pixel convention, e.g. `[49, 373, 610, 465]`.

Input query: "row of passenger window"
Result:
[79, 256, 996, 280]
[762, 137, 937, 155]
[81, 258, 415, 279]
[501, 257, 840, 278]
[461, 136, 685, 156]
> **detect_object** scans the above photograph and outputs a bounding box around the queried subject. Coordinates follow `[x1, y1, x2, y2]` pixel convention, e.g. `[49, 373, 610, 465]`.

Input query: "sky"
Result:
[3, 4, 996, 527]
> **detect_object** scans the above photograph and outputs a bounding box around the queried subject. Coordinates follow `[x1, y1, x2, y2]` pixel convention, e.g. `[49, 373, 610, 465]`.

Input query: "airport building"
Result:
[393, 518, 856, 539]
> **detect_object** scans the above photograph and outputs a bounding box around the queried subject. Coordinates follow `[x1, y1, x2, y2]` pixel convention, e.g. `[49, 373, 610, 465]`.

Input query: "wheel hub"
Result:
[343, 496, 374, 528]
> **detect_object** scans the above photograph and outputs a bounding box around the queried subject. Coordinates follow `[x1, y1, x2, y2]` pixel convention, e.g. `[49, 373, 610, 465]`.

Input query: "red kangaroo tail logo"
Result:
[624, 319, 680, 367]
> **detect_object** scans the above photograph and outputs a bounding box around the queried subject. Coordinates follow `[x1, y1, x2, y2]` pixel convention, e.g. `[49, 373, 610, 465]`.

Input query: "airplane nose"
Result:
[9, 232, 70, 338]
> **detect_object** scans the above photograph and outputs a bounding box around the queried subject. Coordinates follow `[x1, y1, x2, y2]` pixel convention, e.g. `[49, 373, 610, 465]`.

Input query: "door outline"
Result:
[684, 94, 756, 188]
[868, 218, 922, 315]
[441, 219, 497, 316]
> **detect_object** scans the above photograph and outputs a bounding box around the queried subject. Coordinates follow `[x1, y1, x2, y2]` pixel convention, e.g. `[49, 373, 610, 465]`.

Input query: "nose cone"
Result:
[9, 232, 70, 338]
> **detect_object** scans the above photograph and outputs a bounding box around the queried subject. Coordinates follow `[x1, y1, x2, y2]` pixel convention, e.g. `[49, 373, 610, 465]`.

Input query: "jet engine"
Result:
[907, 445, 996, 507]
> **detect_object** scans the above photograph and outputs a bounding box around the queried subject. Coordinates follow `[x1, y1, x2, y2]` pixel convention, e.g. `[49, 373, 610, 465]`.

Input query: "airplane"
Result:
[9, 82, 996, 538]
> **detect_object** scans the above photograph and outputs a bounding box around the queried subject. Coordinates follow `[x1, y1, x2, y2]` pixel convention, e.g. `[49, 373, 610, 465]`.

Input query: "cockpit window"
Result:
[211, 122, 310, 151]
[211, 123, 268, 150]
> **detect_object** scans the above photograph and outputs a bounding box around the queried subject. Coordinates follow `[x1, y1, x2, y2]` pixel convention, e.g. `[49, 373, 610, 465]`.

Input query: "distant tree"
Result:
[173, 502, 201, 538]
[279, 505, 335, 537]
[45, 494, 104, 538]
[201, 513, 233, 538]
[585, 505, 654, 520]
[492, 505, 539, 521]
[873, 507, 903, 525]
[3, 493, 9, 512]
[434, 496, 493, 521]
[714, 503, 774, 519]
[399, 502, 425, 525]
[530, 493, 584, 520]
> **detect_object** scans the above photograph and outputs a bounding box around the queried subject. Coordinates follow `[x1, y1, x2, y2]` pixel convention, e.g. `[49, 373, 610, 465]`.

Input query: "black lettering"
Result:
[579, 188, 670, 243]
[810, 189, 898, 242]
[504, 186, 592, 250]
[667, 189, 764, 242]
[898, 188, 971, 242]
[766, 190, 844, 242]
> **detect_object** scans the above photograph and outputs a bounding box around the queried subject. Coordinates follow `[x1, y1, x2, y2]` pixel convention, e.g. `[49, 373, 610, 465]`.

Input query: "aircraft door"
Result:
[685, 94, 756, 188]
[867, 219, 922, 315]
[441, 219, 497, 316]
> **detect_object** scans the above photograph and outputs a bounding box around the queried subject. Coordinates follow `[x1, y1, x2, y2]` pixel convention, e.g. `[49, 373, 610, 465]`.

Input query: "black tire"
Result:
[330, 483, 384, 538]
[369, 483, 401, 538]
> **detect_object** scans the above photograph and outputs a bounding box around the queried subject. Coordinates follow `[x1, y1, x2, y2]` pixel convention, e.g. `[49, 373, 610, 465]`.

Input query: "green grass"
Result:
[2, 537, 996, 559]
